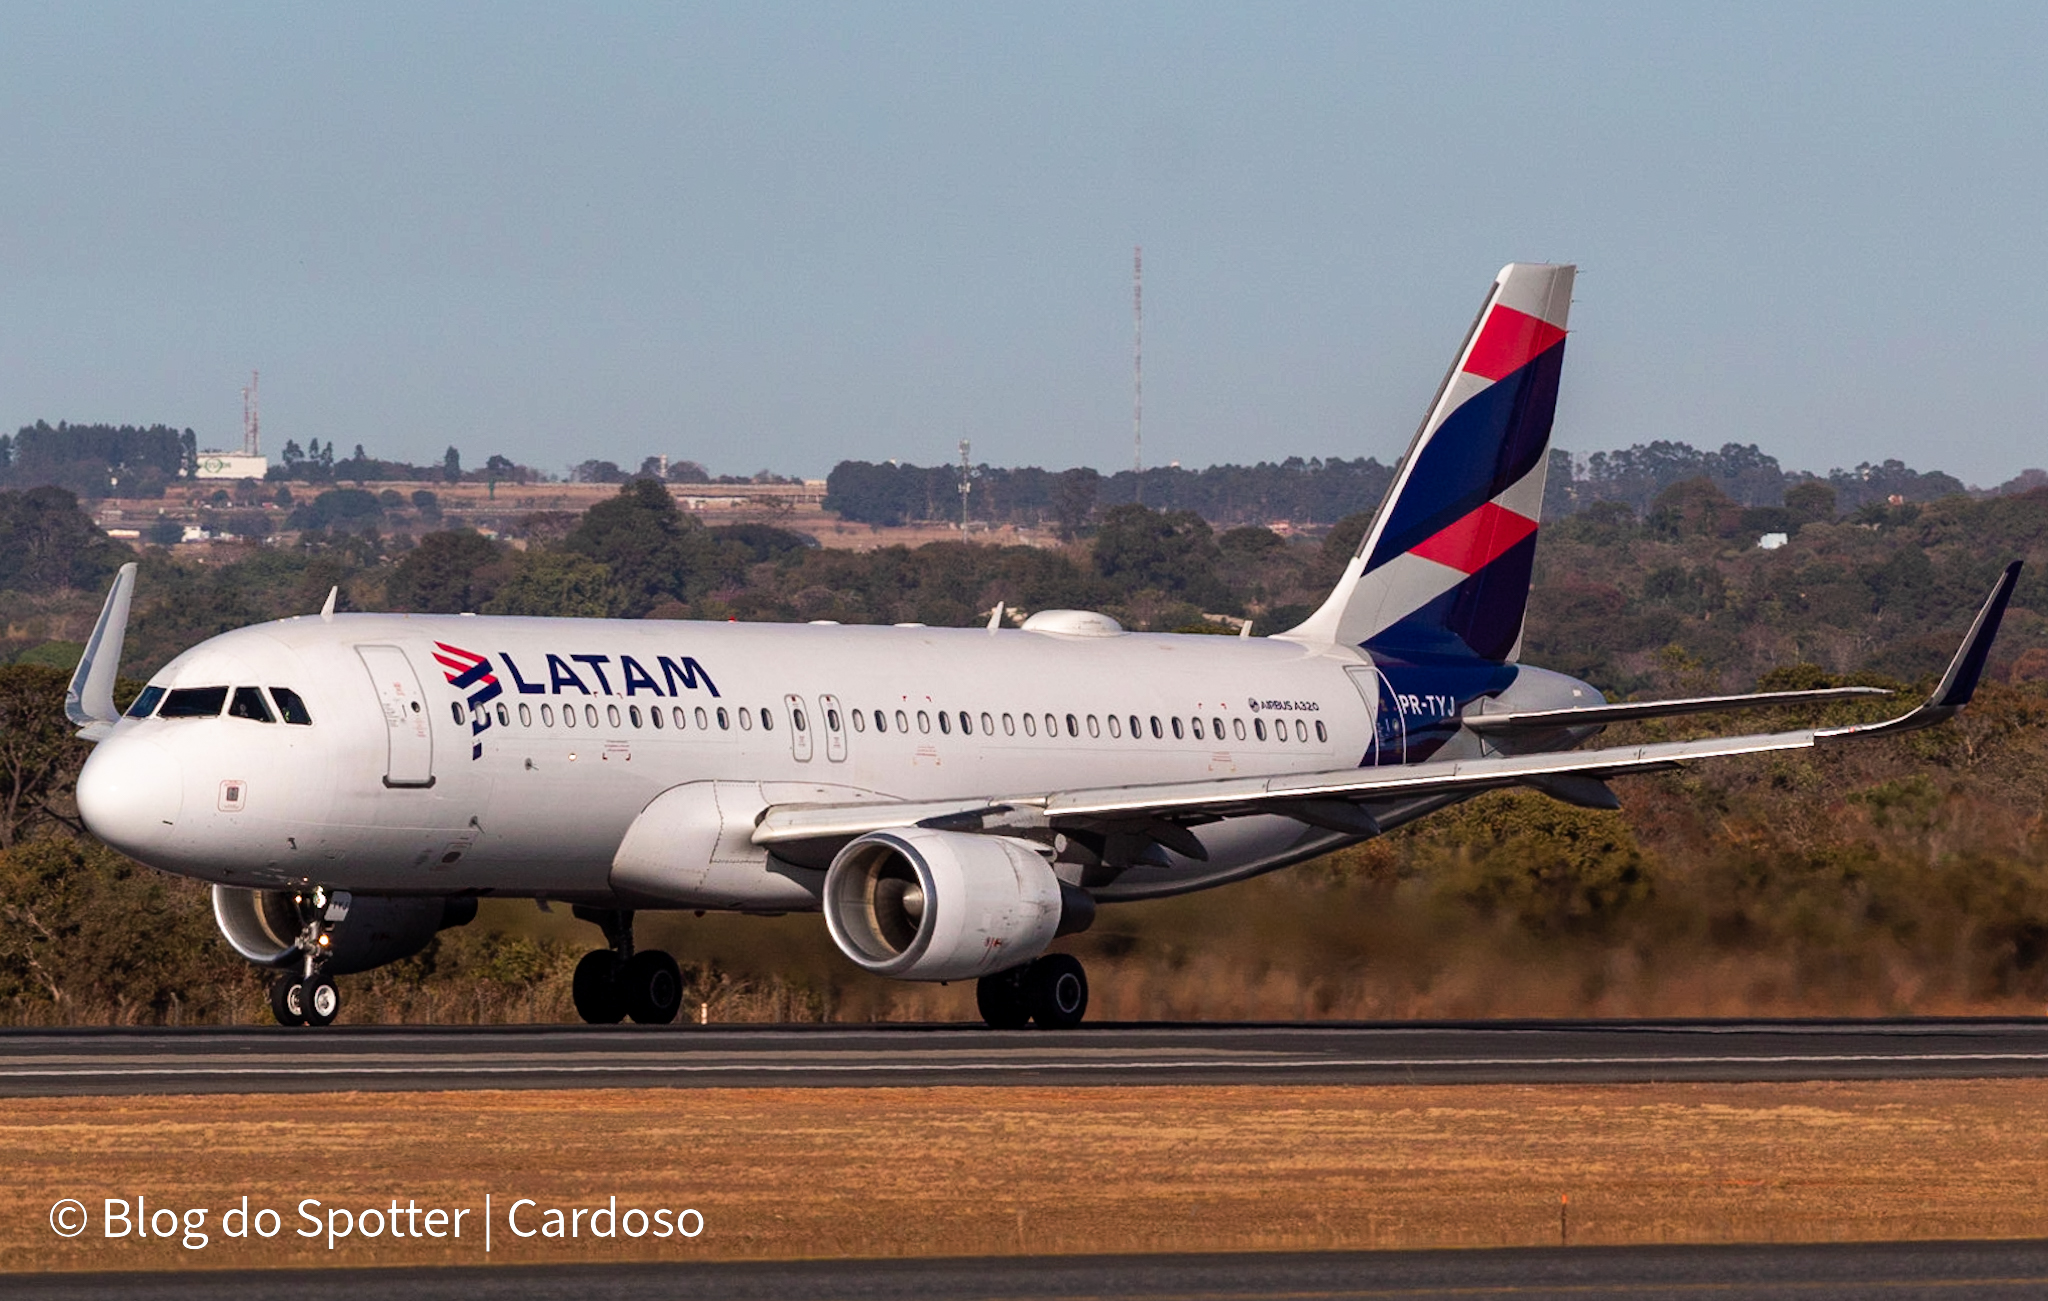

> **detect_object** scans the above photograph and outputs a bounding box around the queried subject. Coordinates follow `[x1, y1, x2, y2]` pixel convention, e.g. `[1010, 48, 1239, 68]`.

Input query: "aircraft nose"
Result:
[77, 737, 183, 856]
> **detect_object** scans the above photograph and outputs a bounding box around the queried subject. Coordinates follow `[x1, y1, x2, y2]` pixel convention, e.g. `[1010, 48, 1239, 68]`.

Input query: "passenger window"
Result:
[649, 706, 661, 729]
[585, 703, 600, 728]
[518, 703, 532, 727]
[851, 709, 865, 732]
[1002, 713, 1015, 736]
[958, 710, 972, 735]
[937, 711, 951, 735]
[980, 712, 993, 735]
[894, 709, 908, 732]
[1129, 714, 1141, 739]
[1065, 713, 1078, 737]
[827, 708, 841, 731]
[715, 707, 728, 729]
[1253, 717, 1266, 741]
[1213, 717, 1225, 740]
[1149, 716, 1162, 739]
[678, 706, 691, 729]
[1086, 715, 1100, 738]
[917, 711, 931, 733]
[1274, 722, 1288, 743]
[265, 686, 312, 726]
[229, 687, 275, 723]
[497, 703, 511, 726]
[873, 709, 887, 733]
[629, 705, 642, 728]
[1171, 717, 1184, 740]
[761, 708, 774, 731]
[543, 703, 557, 727]
[1108, 715, 1122, 738]
[739, 708, 753, 730]
[1296, 719, 1309, 742]
[449, 702, 464, 725]
[1315, 720, 1327, 743]
[793, 707, 807, 732]
[562, 705, 576, 728]
[1023, 713, 1037, 737]
[1233, 718, 1246, 741]
[1045, 713, 1058, 737]
[125, 685, 167, 719]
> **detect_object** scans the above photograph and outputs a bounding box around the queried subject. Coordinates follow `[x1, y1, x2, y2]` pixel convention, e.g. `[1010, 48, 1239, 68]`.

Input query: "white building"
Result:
[195, 452, 269, 480]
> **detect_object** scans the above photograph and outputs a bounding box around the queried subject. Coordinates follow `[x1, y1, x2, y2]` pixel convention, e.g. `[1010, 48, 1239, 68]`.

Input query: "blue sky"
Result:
[2, 4, 2043, 484]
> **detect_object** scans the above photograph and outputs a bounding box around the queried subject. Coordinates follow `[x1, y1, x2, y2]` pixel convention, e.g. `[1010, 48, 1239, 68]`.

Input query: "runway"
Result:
[13, 1241, 2048, 1300]
[6, 1018, 2048, 1095]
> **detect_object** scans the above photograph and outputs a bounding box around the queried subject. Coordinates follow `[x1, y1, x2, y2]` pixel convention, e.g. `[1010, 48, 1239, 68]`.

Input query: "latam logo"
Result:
[431, 642, 722, 761]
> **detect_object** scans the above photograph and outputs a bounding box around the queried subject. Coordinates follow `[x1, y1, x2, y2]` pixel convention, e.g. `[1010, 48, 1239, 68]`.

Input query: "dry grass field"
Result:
[7, 1079, 2048, 1274]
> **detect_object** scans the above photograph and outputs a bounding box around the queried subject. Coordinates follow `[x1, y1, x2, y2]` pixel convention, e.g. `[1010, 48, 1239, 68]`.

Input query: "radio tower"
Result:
[1132, 246, 1143, 504]
[241, 371, 260, 457]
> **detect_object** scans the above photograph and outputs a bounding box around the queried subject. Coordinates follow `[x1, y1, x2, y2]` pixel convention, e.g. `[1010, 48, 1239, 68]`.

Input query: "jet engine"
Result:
[211, 886, 477, 976]
[822, 828, 1094, 981]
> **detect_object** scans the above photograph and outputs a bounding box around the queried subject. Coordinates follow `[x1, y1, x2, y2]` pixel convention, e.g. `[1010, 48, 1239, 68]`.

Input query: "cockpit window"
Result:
[159, 686, 230, 718]
[124, 685, 166, 719]
[229, 687, 275, 723]
[269, 687, 313, 726]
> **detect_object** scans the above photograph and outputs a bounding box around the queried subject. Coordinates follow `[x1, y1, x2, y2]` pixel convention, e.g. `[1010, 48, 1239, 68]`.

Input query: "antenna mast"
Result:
[958, 438, 972, 529]
[1132, 245, 1143, 503]
[241, 371, 260, 457]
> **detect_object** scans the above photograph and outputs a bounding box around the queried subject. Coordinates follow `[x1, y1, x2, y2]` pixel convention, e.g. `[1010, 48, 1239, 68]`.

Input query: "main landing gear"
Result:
[976, 953, 1089, 1030]
[270, 888, 347, 1028]
[571, 907, 684, 1025]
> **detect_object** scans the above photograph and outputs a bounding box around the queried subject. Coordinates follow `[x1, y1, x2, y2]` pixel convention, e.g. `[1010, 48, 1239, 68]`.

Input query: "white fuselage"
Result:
[78, 613, 1410, 907]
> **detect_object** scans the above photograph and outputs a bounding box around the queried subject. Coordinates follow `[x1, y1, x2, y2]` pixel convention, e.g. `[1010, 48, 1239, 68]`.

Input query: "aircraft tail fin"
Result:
[1282, 263, 1573, 660]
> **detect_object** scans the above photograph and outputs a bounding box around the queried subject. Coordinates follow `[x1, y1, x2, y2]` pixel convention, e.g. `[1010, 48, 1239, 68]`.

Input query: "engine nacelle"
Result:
[822, 828, 1092, 981]
[211, 886, 477, 976]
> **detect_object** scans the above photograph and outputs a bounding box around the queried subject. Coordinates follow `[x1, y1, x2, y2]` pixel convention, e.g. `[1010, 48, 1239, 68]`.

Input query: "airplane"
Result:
[63, 262, 2022, 1030]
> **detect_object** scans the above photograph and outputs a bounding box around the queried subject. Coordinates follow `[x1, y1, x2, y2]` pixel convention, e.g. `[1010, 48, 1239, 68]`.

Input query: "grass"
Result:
[8, 1079, 2048, 1272]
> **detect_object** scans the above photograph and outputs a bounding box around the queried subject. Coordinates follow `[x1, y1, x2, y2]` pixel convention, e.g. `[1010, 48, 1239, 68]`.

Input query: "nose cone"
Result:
[77, 737, 183, 858]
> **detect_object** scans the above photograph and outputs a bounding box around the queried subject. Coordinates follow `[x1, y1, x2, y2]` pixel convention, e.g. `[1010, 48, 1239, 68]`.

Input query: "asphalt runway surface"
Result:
[13, 1241, 2048, 1300]
[6, 1018, 2048, 1096]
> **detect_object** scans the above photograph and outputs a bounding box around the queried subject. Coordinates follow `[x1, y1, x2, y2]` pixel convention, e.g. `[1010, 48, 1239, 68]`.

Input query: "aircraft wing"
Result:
[1461, 684, 1892, 734]
[754, 561, 2021, 858]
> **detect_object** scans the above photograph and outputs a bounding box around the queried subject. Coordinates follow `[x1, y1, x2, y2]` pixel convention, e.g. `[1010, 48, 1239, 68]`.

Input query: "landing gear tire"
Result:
[302, 975, 340, 1027]
[622, 950, 683, 1025]
[975, 966, 1033, 1030]
[572, 950, 627, 1025]
[1025, 953, 1088, 1030]
[269, 974, 306, 1027]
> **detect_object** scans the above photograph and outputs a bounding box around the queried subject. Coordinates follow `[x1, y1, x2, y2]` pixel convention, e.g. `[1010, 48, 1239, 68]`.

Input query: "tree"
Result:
[482, 550, 624, 618]
[1091, 504, 1225, 604]
[0, 488, 133, 592]
[1052, 468, 1099, 540]
[384, 530, 506, 613]
[444, 447, 463, 485]
[0, 665, 94, 847]
[564, 479, 736, 615]
[573, 460, 627, 485]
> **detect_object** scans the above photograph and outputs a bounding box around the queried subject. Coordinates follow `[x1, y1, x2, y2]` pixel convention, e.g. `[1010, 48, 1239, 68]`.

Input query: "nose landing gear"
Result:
[571, 907, 684, 1026]
[269, 890, 348, 1028]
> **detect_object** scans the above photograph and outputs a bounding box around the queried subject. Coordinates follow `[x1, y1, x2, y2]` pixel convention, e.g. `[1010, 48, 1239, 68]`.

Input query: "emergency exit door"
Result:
[358, 645, 435, 787]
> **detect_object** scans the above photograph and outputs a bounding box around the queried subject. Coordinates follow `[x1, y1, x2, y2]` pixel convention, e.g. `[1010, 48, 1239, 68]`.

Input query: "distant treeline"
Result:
[829, 442, 2019, 532]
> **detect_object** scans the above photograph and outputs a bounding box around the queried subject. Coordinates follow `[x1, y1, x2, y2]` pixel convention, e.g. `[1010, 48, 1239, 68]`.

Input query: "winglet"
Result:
[321, 586, 338, 621]
[66, 562, 138, 736]
[1819, 560, 2022, 742]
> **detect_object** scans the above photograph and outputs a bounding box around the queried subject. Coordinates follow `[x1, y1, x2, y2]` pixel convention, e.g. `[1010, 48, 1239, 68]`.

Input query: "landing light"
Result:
[317, 934, 331, 948]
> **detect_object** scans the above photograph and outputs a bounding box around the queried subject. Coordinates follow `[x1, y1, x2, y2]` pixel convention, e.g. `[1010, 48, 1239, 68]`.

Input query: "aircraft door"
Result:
[785, 693, 814, 762]
[819, 694, 848, 762]
[1343, 664, 1406, 767]
[357, 645, 435, 787]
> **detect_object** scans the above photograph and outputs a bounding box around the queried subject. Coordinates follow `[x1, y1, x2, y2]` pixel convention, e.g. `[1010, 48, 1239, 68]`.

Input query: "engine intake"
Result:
[823, 828, 1092, 981]
[211, 886, 477, 975]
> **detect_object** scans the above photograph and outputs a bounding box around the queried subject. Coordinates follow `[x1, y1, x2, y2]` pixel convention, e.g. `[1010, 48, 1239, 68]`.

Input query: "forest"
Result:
[3, 468, 2048, 1025]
